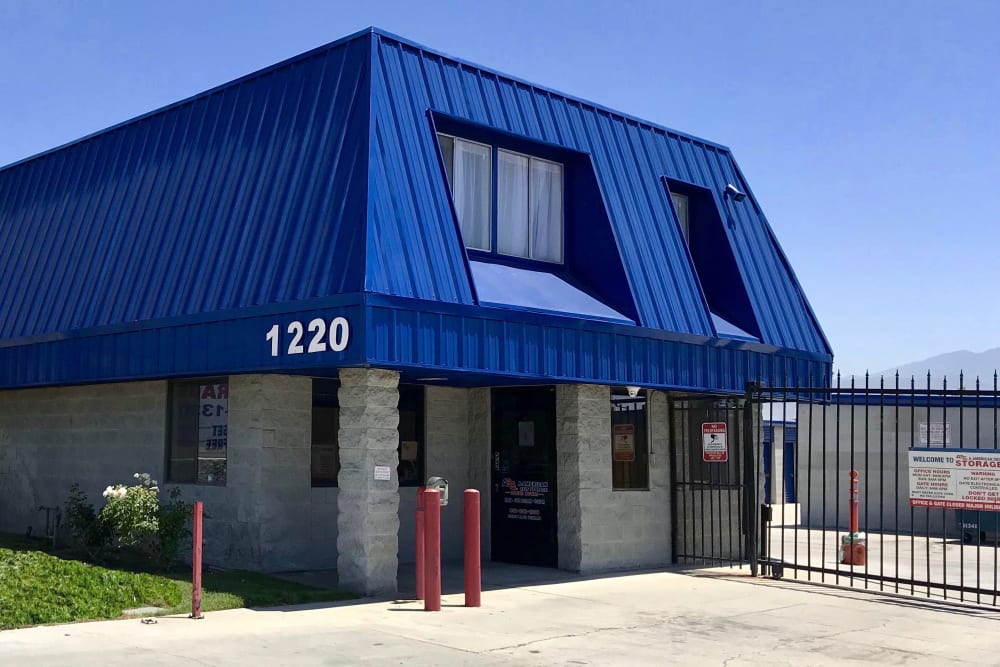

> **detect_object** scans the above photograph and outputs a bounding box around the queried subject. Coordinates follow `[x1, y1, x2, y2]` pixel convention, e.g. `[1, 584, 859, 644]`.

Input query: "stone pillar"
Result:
[556, 384, 611, 572]
[336, 368, 400, 595]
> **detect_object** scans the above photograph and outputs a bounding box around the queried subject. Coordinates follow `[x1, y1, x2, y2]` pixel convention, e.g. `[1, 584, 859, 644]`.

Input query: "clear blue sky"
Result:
[2, 0, 997, 375]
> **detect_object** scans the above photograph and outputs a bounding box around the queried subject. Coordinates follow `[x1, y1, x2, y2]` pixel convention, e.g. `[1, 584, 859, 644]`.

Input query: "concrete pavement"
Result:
[3, 565, 1000, 666]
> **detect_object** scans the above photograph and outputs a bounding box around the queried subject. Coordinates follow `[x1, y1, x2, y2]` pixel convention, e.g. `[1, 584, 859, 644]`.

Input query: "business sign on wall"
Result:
[919, 422, 951, 446]
[702, 422, 728, 462]
[909, 448, 1000, 511]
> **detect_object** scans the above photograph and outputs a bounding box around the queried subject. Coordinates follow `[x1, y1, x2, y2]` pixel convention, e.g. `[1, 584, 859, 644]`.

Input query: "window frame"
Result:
[611, 387, 651, 491]
[670, 192, 690, 244]
[166, 377, 230, 487]
[311, 378, 341, 488]
[438, 131, 565, 265]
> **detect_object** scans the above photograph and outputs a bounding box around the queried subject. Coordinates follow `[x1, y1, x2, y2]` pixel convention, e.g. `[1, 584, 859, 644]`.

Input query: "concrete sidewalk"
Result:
[3, 566, 1000, 666]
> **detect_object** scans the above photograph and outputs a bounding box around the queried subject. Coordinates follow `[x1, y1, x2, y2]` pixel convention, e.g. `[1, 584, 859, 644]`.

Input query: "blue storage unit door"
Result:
[782, 430, 796, 503]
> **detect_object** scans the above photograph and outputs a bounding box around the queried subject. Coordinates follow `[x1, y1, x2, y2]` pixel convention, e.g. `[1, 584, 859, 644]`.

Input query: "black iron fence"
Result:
[755, 373, 1000, 606]
[671, 395, 757, 573]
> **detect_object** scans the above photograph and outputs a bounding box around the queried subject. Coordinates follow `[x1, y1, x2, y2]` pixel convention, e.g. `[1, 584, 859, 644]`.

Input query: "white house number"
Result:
[266, 317, 350, 357]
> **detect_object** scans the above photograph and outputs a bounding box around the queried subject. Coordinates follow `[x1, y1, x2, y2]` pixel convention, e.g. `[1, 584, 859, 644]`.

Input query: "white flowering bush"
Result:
[65, 473, 191, 568]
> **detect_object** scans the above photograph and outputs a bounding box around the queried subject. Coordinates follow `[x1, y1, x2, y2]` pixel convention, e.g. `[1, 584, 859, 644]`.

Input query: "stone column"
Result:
[556, 383, 611, 572]
[336, 368, 400, 595]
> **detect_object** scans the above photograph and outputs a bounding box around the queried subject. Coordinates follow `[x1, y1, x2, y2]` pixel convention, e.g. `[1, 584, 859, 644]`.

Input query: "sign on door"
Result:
[702, 422, 728, 462]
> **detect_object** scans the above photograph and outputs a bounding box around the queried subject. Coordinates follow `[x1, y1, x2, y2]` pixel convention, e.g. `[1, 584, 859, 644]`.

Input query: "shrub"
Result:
[65, 483, 110, 561]
[64, 474, 192, 568]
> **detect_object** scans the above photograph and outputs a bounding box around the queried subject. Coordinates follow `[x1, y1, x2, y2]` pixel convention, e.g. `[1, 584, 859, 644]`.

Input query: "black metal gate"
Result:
[754, 374, 1000, 606]
[671, 393, 760, 574]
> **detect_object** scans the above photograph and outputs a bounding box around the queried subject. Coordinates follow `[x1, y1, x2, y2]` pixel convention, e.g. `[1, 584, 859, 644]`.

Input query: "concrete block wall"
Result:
[399, 386, 474, 566]
[556, 385, 672, 573]
[0, 381, 167, 539]
[0, 375, 331, 573]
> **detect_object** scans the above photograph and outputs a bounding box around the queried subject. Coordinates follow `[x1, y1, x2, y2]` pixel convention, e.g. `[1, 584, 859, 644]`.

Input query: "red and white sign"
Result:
[909, 449, 1000, 511]
[702, 422, 728, 462]
[613, 424, 636, 462]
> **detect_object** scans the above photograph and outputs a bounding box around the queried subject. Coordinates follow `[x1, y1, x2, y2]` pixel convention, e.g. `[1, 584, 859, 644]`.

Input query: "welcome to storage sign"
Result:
[909, 449, 1000, 511]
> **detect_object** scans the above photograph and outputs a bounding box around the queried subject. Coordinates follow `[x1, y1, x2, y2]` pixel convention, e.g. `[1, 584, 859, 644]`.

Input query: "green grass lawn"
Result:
[0, 534, 357, 630]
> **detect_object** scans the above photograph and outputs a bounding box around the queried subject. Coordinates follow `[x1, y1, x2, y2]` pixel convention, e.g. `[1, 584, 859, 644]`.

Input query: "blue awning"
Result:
[470, 261, 634, 325]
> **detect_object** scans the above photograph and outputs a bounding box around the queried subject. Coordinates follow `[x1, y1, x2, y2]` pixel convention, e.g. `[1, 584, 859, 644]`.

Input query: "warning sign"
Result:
[702, 422, 728, 462]
[613, 424, 635, 462]
[909, 448, 1000, 511]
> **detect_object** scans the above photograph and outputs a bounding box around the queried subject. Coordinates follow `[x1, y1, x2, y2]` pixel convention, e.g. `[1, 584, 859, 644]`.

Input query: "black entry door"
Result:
[491, 387, 558, 567]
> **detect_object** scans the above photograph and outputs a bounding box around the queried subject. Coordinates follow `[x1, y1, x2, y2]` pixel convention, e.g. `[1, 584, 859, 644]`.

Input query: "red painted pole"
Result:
[423, 489, 441, 612]
[191, 501, 203, 619]
[415, 488, 425, 601]
[849, 470, 859, 534]
[464, 489, 481, 607]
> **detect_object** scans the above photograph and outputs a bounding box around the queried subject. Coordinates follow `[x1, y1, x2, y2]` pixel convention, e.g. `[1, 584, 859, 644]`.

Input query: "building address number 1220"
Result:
[266, 317, 349, 357]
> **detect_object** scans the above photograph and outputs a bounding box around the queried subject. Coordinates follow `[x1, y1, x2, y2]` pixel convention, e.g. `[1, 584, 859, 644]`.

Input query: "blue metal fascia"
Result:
[362, 294, 831, 393]
[0, 295, 366, 389]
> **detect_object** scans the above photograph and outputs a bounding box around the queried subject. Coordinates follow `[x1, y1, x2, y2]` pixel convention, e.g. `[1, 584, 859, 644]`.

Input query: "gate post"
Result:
[743, 382, 760, 576]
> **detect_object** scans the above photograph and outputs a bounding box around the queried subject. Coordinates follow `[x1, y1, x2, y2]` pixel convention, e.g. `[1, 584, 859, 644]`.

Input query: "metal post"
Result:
[424, 489, 442, 612]
[464, 489, 481, 607]
[415, 488, 425, 601]
[191, 501, 204, 619]
[743, 382, 759, 576]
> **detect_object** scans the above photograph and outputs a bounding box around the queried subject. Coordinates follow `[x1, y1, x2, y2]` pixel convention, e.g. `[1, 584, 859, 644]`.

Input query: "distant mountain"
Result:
[873, 348, 1000, 387]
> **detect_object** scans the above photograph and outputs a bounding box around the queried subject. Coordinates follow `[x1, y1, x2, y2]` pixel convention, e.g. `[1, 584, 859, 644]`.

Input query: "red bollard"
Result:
[423, 489, 441, 612]
[415, 488, 425, 601]
[464, 489, 481, 607]
[191, 501, 204, 619]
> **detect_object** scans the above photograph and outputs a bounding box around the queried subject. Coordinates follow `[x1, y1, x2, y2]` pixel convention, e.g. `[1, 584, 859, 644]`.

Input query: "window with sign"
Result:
[611, 388, 649, 490]
[167, 378, 229, 485]
[310, 381, 425, 487]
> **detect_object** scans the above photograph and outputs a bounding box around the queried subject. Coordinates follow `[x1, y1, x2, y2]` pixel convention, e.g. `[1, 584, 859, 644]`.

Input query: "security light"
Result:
[724, 183, 746, 202]
[626, 386, 641, 398]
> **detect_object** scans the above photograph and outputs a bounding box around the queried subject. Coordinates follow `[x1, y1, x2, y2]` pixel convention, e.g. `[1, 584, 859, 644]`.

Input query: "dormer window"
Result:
[438, 133, 564, 264]
[670, 192, 690, 243]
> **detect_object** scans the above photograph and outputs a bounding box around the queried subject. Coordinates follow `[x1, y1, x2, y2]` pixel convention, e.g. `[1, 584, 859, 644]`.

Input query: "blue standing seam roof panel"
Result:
[367, 31, 829, 356]
[0, 35, 372, 342]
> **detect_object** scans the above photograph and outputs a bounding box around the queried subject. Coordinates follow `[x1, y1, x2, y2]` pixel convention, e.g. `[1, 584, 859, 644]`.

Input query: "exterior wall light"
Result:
[626, 386, 641, 398]
[724, 183, 746, 202]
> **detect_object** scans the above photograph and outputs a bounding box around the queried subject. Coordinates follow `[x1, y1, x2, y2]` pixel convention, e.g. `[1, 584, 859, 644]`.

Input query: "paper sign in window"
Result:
[613, 424, 636, 462]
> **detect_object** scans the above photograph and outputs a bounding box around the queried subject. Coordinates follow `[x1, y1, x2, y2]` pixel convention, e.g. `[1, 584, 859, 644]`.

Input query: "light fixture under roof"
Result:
[724, 183, 746, 202]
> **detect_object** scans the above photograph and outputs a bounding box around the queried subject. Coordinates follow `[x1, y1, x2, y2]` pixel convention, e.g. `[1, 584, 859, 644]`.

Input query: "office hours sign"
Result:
[909, 449, 1000, 511]
[702, 422, 728, 462]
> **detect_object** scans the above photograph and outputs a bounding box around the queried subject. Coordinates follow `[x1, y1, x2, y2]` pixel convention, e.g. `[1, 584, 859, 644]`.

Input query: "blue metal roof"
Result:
[366, 30, 830, 356]
[0, 33, 371, 342]
[0, 28, 831, 392]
